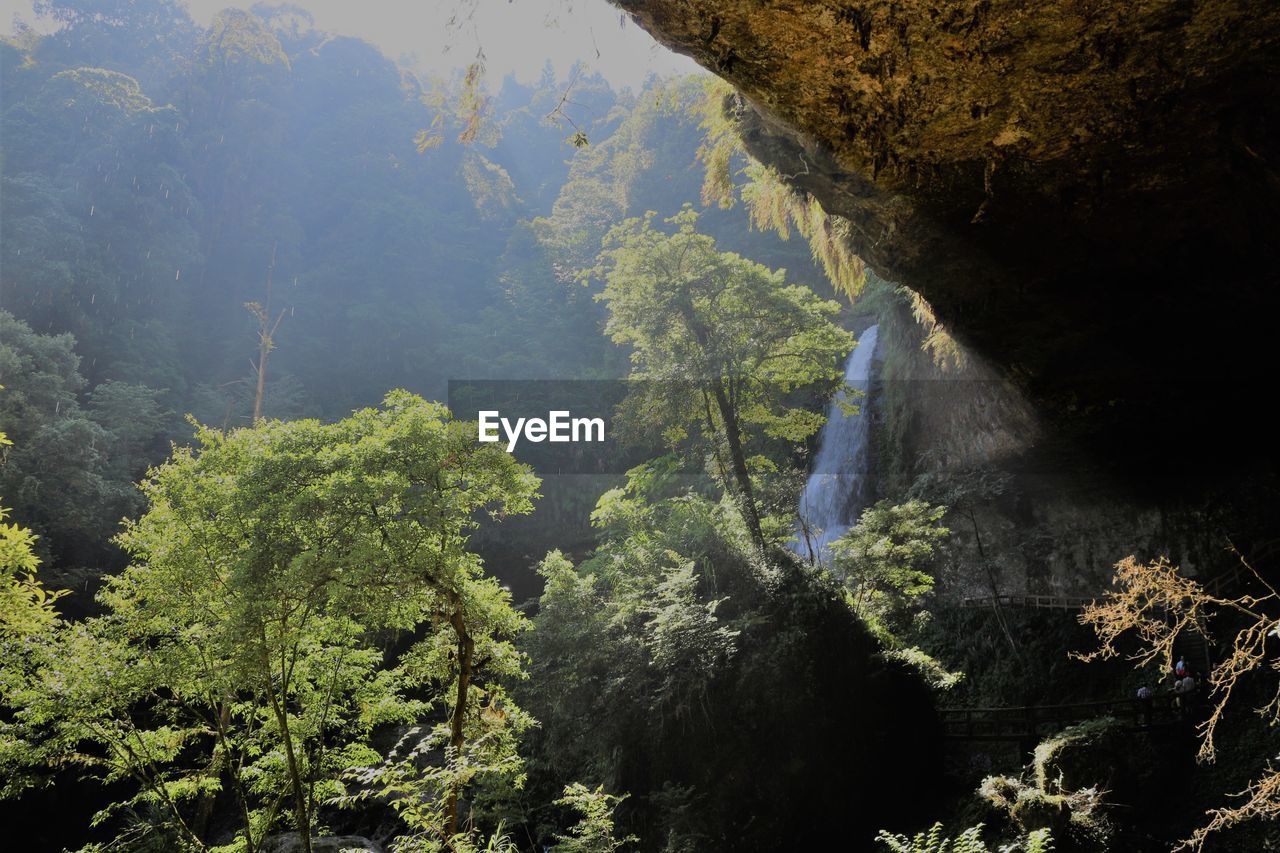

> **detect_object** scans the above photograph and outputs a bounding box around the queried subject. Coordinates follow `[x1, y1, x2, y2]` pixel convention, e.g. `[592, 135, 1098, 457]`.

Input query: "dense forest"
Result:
[2, 2, 1278, 852]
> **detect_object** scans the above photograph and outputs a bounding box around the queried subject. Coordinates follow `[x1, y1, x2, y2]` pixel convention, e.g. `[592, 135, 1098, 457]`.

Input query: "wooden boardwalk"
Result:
[942, 566, 1242, 743]
[940, 695, 1181, 743]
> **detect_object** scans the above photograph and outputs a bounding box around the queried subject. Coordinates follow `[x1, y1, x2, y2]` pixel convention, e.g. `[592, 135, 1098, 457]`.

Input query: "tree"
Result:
[553, 783, 637, 853]
[594, 208, 853, 551]
[0, 503, 49, 638]
[831, 499, 950, 627]
[0, 392, 65, 641]
[1077, 554, 1280, 850]
[28, 1, 197, 93]
[827, 499, 959, 690]
[85, 379, 173, 482]
[0, 311, 168, 574]
[0, 390, 67, 818]
[910, 464, 1023, 653]
[0, 391, 539, 852]
[695, 78, 866, 298]
[522, 461, 945, 850]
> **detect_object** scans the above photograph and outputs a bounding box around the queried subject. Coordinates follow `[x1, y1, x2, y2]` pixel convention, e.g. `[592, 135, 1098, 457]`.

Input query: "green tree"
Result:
[594, 208, 853, 551]
[2, 410, 112, 564]
[829, 500, 959, 689]
[0, 391, 538, 852]
[831, 499, 950, 627]
[0, 503, 47, 637]
[0, 394, 64, 640]
[553, 783, 637, 853]
[0, 392, 67, 824]
[523, 461, 945, 850]
[0, 311, 169, 575]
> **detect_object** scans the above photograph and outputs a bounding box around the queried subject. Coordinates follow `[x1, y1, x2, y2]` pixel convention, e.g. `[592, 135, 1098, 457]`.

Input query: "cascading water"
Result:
[793, 324, 879, 560]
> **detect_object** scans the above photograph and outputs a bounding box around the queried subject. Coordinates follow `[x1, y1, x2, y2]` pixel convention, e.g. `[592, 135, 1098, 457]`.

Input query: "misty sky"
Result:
[1, 0, 704, 89]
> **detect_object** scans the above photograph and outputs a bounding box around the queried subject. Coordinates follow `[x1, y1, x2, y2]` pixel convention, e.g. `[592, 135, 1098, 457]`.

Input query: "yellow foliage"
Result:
[694, 80, 866, 299]
[1078, 553, 1280, 849]
[908, 290, 965, 370]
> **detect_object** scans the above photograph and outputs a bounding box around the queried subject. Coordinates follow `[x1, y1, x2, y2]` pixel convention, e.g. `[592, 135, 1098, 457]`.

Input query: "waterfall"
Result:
[793, 324, 879, 560]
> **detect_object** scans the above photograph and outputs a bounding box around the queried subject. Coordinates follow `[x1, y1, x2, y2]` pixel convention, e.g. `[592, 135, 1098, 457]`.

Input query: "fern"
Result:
[875, 822, 1053, 853]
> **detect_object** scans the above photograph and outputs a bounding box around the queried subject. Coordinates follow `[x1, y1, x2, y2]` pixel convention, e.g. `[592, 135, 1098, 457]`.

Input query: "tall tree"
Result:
[593, 208, 853, 551]
[0, 391, 539, 851]
[0, 311, 168, 576]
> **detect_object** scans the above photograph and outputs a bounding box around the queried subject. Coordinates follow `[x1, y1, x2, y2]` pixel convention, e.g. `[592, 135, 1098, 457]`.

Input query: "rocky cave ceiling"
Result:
[614, 0, 1280, 490]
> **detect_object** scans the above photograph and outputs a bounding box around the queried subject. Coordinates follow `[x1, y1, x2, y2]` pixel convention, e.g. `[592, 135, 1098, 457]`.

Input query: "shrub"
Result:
[874, 821, 1053, 852]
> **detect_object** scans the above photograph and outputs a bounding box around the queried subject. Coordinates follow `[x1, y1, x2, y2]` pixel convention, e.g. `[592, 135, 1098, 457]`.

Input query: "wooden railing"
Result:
[957, 563, 1253, 613]
[1204, 561, 1250, 598]
[958, 594, 1096, 610]
[939, 695, 1180, 742]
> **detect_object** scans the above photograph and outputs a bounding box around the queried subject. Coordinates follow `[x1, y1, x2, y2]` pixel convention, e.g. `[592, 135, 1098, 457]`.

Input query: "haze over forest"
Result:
[1, 2, 1277, 853]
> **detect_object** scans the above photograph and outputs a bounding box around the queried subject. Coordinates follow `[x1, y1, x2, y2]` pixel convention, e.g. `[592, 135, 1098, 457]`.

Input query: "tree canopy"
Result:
[1, 392, 539, 852]
[594, 208, 853, 549]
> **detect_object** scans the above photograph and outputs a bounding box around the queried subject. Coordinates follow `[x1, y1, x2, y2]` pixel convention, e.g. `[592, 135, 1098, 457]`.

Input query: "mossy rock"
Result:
[1010, 789, 1072, 834]
[1034, 717, 1159, 800]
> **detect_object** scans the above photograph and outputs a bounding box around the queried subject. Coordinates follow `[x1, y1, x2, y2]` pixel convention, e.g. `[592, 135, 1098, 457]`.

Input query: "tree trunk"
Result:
[711, 376, 765, 552]
[275, 701, 311, 853]
[675, 296, 766, 553]
[252, 242, 279, 424]
[192, 702, 243, 848]
[263, 646, 312, 853]
[444, 604, 475, 842]
[968, 506, 1018, 655]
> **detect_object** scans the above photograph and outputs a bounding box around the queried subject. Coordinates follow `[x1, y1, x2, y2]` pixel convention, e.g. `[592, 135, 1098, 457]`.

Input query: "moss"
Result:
[1034, 717, 1118, 793]
[1034, 717, 1161, 804]
[981, 771, 1111, 852]
[1009, 788, 1072, 834]
[620, 0, 1280, 491]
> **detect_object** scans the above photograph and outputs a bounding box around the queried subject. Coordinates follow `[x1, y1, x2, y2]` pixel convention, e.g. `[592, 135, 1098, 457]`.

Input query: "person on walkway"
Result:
[1174, 673, 1198, 718]
[1137, 685, 1154, 727]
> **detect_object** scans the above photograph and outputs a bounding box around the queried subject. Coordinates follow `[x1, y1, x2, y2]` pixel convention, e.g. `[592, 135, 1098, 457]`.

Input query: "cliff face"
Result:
[866, 281, 1222, 598]
[617, 0, 1280, 488]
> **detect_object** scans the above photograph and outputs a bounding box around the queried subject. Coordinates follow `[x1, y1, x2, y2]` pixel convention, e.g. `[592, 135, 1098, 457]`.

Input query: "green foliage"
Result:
[337, 728, 531, 853]
[979, 721, 1120, 851]
[0, 393, 65, 640]
[527, 473, 744, 752]
[44, 66, 154, 113]
[0, 311, 169, 574]
[1033, 718, 1126, 794]
[554, 782, 637, 852]
[829, 499, 958, 690]
[201, 9, 289, 70]
[0, 503, 59, 639]
[593, 207, 853, 547]
[523, 457, 945, 849]
[0, 7, 966, 849]
[0, 392, 538, 850]
[875, 822, 1053, 853]
[876, 823, 988, 853]
[832, 499, 949, 625]
[1, 9, 833, 605]
[980, 775, 1107, 853]
[594, 208, 850, 444]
